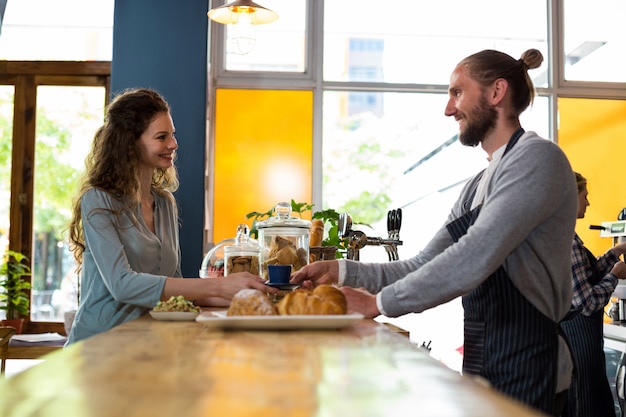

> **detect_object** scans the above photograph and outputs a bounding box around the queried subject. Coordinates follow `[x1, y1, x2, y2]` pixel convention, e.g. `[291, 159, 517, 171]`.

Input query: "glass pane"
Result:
[0, 86, 14, 321]
[324, 0, 548, 87]
[521, 96, 550, 141]
[322, 91, 549, 262]
[0, 0, 114, 61]
[563, 0, 626, 82]
[32, 86, 106, 322]
[223, 0, 306, 72]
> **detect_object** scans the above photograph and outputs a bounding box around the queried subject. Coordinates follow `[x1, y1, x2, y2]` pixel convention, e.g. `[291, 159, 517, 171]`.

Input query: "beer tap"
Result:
[338, 210, 403, 261]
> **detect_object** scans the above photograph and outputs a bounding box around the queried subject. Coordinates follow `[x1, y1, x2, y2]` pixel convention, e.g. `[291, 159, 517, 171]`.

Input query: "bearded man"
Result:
[293, 49, 577, 416]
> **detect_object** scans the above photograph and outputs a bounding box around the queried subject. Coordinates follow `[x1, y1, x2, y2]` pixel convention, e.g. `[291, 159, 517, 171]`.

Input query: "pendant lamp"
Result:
[208, 0, 279, 25]
[208, 0, 279, 55]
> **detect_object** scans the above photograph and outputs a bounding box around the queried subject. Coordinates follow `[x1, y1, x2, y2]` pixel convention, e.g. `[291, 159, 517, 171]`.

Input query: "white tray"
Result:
[196, 310, 364, 330]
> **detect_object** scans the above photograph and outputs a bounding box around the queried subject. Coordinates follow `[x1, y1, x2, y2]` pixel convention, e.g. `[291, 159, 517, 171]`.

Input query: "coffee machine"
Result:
[594, 218, 626, 321]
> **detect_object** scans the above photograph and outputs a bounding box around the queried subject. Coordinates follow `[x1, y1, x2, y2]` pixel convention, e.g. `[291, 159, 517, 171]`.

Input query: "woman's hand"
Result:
[340, 287, 380, 319]
[612, 261, 626, 280]
[193, 273, 277, 307]
[612, 241, 626, 259]
[290, 260, 339, 289]
[215, 272, 278, 299]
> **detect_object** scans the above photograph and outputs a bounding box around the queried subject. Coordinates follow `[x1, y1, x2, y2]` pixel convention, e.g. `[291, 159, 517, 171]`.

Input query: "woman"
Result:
[66, 88, 275, 344]
[562, 171, 626, 417]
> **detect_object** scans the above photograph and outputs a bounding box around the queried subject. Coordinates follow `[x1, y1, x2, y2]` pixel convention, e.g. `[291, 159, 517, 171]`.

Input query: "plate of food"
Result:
[150, 311, 200, 321]
[195, 285, 363, 330]
[149, 295, 200, 321]
[196, 311, 364, 330]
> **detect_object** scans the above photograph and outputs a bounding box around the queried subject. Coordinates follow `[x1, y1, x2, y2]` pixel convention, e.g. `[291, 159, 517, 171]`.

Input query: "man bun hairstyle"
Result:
[460, 48, 544, 117]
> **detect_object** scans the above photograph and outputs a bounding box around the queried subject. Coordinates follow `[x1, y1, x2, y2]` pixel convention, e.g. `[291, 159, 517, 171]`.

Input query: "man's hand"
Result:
[290, 260, 339, 290]
[340, 287, 380, 319]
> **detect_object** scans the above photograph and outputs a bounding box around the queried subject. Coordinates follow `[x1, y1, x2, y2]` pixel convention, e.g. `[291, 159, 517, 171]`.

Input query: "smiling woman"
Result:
[64, 88, 277, 345]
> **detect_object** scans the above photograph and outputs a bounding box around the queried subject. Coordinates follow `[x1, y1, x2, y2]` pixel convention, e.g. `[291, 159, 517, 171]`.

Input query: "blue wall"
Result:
[112, 0, 208, 277]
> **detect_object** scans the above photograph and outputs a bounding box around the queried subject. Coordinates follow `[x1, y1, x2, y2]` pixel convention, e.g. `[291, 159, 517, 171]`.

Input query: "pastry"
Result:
[227, 289, 277, 316]
[276, 285, 347, 315]
[313, 285, 348, 314]
[265, 236, 304, 271]
[226, 255, 260, 275]
[309, 219, 324, 247]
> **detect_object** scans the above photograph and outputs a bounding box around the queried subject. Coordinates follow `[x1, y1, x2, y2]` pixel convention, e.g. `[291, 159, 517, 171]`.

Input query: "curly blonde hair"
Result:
[68, 88, 179, 271]
[574, 171, 587, 193]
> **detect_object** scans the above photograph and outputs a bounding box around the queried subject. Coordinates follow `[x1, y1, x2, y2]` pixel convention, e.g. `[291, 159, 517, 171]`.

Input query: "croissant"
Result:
[227, 289, 277, 316]
[276, 285, 347, 315]
[313, 285, 348, 314]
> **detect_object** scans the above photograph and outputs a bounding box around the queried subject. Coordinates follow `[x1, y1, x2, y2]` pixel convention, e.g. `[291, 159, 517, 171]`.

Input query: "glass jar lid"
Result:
[256, 202, 312, 230]
[224, 224, 260, 255]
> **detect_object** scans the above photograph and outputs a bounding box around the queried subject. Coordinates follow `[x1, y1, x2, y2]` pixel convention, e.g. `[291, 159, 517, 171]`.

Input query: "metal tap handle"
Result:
[338, 212, 353, 238]
[395, 208, 402, 240]
[387, 210, 394, 239]
[384, 244, 399, 261]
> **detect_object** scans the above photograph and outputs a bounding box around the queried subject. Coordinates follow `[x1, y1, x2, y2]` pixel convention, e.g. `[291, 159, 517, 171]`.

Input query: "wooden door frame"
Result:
[0, 61, 111, 334]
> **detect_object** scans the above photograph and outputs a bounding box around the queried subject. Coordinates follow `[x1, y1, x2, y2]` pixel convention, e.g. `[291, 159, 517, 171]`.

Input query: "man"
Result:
[292, 49, 577, 416]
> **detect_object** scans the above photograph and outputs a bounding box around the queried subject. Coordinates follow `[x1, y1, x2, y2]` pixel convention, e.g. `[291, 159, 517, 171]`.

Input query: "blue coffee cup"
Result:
[267, 264, 292, 284]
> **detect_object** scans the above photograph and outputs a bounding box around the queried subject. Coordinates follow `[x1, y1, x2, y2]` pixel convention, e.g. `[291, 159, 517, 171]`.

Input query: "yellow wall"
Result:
[212, 89, 313, 243]
[558, 97, 626, 256]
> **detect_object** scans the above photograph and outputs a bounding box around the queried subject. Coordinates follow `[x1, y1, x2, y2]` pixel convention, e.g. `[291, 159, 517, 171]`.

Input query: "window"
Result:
[0, 0, 113, 61]
[221, 0, 307, 73]
[324, 0, 548, 86]
[0, 86, 15, 259]
[321, 0, 550, 253]
[563, 0, 626, 83]
[0, 64, 110, 333]
[0, 0, 113, 332]
[209, 0, 626, 363]
[32, 85, 108, 322]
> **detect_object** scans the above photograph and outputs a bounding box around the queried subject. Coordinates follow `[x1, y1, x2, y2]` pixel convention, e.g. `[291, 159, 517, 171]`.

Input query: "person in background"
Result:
[561, 172, 626, 417]
[292, 49, 578, 416]
[66, 88, 275, 344]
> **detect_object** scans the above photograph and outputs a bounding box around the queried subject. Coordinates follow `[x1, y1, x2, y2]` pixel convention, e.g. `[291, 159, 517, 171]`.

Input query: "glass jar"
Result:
[223, 225, 261, 276]
[256, 202, 311, 280]
[199, 224, 259, 278]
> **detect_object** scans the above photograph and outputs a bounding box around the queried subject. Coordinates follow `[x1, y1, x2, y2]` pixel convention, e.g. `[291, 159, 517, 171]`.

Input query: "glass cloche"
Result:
[199, 224, 259, 278]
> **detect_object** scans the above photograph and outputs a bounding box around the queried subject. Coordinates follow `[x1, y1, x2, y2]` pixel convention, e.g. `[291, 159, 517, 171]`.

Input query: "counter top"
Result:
[0, 313, 546, 416]
[605, 321, 626, 342]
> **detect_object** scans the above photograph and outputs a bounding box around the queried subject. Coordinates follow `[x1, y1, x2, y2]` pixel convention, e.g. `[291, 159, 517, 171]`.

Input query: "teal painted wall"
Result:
[111, 0, 208, 277]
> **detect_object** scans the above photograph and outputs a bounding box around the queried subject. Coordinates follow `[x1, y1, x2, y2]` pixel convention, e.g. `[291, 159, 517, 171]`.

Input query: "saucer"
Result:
[264, 282, 300, 291]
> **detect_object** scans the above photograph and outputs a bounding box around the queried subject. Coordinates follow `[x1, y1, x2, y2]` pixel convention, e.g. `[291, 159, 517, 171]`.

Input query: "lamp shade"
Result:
[208, 0, 279, 25]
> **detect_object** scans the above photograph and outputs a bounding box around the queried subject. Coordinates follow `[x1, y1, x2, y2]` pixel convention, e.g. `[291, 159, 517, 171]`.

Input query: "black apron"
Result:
[445, 129, 562, 414]
[561, 246, 616, 417]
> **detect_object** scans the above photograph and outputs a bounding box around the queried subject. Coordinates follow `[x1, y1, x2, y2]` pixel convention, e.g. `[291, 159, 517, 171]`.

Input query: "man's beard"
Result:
[458, 95, 497, 147]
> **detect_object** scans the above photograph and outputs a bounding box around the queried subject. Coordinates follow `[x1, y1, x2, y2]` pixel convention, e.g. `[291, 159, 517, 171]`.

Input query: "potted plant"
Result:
[0, 250, 32, 334]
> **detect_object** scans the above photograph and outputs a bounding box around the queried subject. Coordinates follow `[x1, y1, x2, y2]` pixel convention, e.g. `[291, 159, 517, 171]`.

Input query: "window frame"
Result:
[0, 61, 110, 334]
[207, 0, 626, 219]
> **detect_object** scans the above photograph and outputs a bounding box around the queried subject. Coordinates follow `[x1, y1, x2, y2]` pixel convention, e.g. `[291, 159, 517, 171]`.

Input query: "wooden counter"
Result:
[0, 313, 547, 416]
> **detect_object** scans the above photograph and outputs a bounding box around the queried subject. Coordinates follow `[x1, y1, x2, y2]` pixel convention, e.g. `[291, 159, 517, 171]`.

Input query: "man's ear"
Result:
[490, 78, 508, 105]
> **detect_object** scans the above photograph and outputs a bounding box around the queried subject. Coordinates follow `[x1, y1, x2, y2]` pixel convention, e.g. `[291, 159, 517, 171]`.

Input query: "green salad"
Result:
[153, 295, 200, 313]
